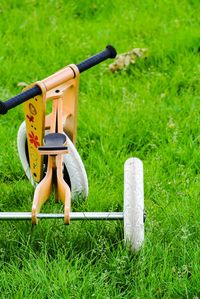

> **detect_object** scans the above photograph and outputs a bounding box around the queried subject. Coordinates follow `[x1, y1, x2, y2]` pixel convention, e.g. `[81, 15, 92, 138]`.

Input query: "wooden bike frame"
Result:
[23, 64, 80, 224]
[0, 45, 117, 226]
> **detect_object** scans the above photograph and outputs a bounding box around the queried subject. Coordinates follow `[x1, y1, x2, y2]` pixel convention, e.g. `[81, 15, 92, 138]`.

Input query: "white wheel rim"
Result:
[124, 157, 144, 251]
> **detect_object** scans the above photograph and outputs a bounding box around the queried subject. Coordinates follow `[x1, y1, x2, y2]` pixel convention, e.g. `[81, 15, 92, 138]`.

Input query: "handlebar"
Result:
[0, 45, 117, 115]
[0, 86, 42, 115]
[76, 45, 116, 73]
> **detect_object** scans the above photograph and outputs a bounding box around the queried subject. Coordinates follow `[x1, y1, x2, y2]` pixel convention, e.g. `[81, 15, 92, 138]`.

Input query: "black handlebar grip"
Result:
[0, 85, 42, 114]
[76, 45, 117, 73]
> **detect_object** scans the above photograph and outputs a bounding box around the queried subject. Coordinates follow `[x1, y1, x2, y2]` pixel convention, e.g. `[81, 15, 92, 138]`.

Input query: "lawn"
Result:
[0, 0, 199, 298]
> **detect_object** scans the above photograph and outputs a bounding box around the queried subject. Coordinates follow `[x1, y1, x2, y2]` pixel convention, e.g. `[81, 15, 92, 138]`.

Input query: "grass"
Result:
[0, 0, 200, 298]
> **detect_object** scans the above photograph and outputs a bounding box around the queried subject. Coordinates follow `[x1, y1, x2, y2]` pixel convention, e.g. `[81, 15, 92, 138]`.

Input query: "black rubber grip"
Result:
[76, 45, 117, 73]
[0, 85, 42, 114]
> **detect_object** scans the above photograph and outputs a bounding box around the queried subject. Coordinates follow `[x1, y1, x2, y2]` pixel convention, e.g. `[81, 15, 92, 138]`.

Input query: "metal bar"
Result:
[0, 212, 124, 221]
[70, 212, 123, 220]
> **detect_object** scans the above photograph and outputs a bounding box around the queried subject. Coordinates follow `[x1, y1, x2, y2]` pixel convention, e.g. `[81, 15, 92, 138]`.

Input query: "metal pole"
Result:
[0, 212, 124, 221]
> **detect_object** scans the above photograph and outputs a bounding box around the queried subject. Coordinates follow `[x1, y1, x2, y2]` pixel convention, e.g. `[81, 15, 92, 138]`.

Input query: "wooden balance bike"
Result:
[0, 46, 145, 251]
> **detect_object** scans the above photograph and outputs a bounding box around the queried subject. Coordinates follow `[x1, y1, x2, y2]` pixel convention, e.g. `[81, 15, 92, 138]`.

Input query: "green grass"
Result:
[0, 0, 200, 298]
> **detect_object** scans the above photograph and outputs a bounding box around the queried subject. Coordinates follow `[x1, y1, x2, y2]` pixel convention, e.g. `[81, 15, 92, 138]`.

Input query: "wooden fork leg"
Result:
[31, 156, 53, 225]
[56, 155, 71, 224]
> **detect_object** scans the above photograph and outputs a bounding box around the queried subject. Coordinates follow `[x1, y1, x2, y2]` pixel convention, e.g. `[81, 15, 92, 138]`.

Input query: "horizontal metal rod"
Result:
[0, 212, 124, 221]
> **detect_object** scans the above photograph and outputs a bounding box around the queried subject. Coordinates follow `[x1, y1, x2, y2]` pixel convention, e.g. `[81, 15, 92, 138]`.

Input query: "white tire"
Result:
[124, 157, 144, 251]
[17, 121, 88, 199]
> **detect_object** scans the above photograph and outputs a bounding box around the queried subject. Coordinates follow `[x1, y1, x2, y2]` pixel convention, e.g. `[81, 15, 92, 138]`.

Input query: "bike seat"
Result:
[38, 133, 68, 154]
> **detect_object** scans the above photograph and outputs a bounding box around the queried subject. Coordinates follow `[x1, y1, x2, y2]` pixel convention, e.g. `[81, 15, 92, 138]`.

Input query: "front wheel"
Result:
[124, 157, 144, 251]
[17, 121, 88, 200]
